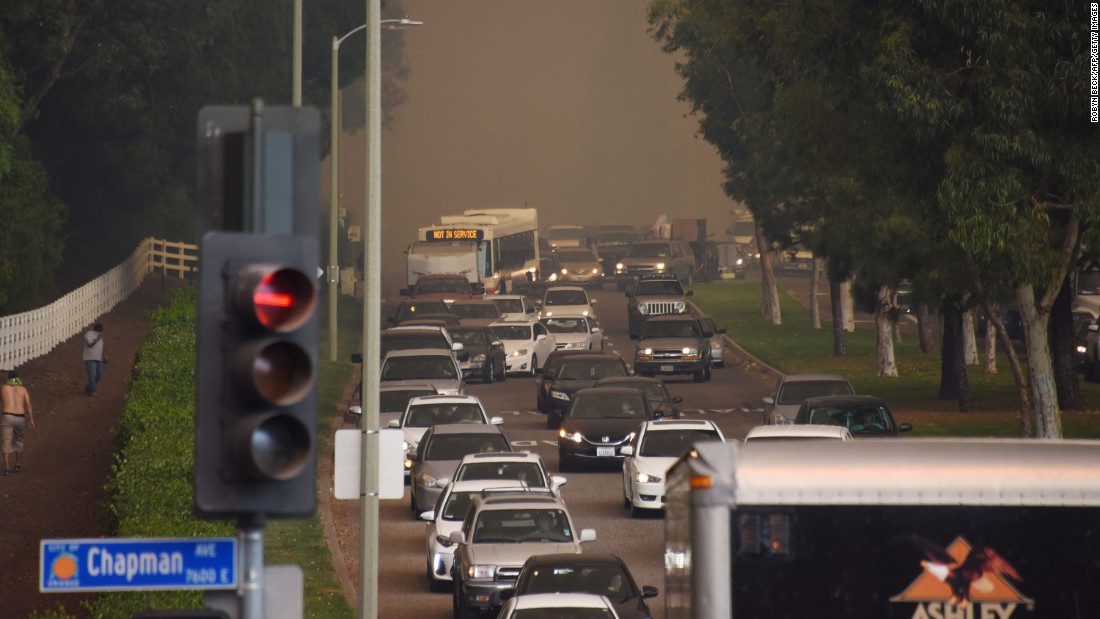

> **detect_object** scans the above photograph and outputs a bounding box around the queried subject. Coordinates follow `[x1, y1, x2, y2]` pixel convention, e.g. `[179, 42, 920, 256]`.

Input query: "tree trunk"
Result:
[757, 222, 781, 326]
[876, 284, 898, 377]
[840, 277, 855, 332]
[830, 275, 846, 357]
[939, 303, 970, 411]
[917, 304, 937, 354]
[1016, 284, 1063, 438]
[983, 310, 998, 374]
[1051, 277, 1083, 410]
[962, 310, 978, 365]
[810, 256, 822, 330]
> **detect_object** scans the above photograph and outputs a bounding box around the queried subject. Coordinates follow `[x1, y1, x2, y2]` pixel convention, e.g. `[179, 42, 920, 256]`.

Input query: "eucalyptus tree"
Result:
[874, 0, 1100, 437]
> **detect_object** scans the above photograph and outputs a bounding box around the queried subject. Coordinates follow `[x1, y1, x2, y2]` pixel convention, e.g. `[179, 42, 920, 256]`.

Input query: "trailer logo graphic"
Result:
[892, 536, 1033, 616]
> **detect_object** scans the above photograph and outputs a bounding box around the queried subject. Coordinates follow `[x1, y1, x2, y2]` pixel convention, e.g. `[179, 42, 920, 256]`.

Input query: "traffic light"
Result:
[195, 230, 319, 518]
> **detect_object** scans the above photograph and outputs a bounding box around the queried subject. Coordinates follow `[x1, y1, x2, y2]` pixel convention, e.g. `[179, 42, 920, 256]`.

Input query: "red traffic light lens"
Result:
[251, 268, 316, 332]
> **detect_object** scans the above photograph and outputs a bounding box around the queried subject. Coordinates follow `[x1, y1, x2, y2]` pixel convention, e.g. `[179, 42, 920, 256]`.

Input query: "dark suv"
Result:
[631, 315, 713, 383]
[625, 275, 691, 338]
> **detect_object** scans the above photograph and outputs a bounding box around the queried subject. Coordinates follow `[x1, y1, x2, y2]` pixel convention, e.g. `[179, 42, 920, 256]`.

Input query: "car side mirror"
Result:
[590, 298, 597, 304]
[717, 327, 726, 334]
[899, 422, 914, 433]
[490, 416, 504, 425]
[387, 420, 400, 428]
[491, 340, 504, 348]
[419, 510, 435, 522]
[543, 370, 556, 380]
[472, 282, 486, 294]
[536, 334, 546, 341]
[550, 475, 567, 487]
[641, 585, 659, 599]
[1091, 324, 1098, 333]
[579, 529, 597, 543]
[591, 327, 601, 333]
[653, 410, 665, 419]
[629, 333, 639, 340]
[399, 288, 411, 297]
[762, 396, 775, 406]
[499, 589, 516, 602]
[348, 405, 362, 417]
[620, 445, 634, 456]
[449, 530, 465, 544]
[387, 317, 397, 325]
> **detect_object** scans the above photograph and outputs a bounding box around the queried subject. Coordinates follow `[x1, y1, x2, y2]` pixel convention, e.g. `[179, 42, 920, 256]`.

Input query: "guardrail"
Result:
[0, 238, 197, 371]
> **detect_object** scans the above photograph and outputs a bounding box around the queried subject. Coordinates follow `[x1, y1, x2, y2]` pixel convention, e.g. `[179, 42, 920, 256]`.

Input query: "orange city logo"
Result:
[50, 552, 80, 582]
[892, 536, 1033, 617]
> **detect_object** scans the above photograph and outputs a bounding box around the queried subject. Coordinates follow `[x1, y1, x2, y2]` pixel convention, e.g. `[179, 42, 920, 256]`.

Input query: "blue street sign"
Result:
[40, 538, 237, 592]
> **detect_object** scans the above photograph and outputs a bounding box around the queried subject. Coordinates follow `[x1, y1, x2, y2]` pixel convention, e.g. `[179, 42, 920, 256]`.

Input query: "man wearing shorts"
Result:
[1, 370, 35, 476]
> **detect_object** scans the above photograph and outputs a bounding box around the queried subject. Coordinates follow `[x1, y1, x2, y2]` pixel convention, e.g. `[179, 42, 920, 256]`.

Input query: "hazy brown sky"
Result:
[335, 0, 735, 287]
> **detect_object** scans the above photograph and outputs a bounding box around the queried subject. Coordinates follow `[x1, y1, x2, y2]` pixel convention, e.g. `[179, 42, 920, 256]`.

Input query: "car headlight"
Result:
[636, 473, 662, 483]
[508, 348, 528, 358]
[655, 262, 666, 270]
[420, 473, 439, 488]
[615, 262, 624, 271]
[561, 268, 569, 274]
[591, 268, 599, 274]
[468, 565, 497, 579]
[674, 302, 686, 312]
[640, 348, 654, 356]
[1077, 345, 1088, 354]
[682, 347, 698, 355]
[550, 390, 571, 401]
[561, 341, 586, 350]
[547, 272, 559, 281]
[559, 429, 584, 443]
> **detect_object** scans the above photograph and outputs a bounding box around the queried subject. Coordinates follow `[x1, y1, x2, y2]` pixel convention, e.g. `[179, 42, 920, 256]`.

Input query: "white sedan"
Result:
[386, 394, 503, 479]
[542, 314, 604, 351]
[539, 285, 598, 320]
[489, 319, 557, 376]
[620, 419, 725, 516]
[419, 478, 521, 592]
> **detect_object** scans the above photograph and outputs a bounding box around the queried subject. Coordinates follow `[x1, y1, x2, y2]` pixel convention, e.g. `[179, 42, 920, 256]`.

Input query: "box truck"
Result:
[664, 439, 1100, 618]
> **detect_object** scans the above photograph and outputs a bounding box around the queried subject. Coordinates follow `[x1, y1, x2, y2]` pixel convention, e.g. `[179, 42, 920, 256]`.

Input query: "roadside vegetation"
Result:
[693, 281, 1100, 439]
[31, 287, 357, 618]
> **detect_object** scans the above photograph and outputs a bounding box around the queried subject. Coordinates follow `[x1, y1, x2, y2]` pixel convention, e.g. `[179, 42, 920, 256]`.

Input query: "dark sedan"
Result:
[793, 395, 913, 437]
[557, 387, 653, 471]
[538, 353, 631, 429]
[448, 325, 507, 384]
[504, 553, 658, 619]
[594, 375, 682, 419]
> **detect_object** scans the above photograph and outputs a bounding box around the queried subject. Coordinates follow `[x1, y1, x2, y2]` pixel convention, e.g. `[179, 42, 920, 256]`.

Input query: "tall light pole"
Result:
[329, 17, 421, 361]
[293, 0, 302, 106]
[358, 10, 421, 619]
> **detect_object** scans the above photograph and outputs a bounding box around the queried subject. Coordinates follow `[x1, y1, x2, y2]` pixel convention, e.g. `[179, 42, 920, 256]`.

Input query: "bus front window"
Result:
[478, 241, 492, 278]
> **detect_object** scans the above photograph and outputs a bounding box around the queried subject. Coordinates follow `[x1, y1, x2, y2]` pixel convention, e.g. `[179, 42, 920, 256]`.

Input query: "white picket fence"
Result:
[0, 238, 198, 371]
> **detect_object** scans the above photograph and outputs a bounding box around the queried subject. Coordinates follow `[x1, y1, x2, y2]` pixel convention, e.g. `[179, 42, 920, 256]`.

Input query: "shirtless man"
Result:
[1, 370, 35, 476]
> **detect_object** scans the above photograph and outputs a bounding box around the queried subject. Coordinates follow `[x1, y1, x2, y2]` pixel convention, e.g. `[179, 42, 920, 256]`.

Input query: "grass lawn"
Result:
[690, 280, 1100, 439]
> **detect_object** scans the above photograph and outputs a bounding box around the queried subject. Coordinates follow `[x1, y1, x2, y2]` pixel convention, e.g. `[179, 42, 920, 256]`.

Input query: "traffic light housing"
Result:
[195, 231, 319, 518]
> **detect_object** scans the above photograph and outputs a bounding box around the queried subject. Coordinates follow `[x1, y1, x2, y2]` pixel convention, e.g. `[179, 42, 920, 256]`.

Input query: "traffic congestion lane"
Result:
[355, 285, 772, 618]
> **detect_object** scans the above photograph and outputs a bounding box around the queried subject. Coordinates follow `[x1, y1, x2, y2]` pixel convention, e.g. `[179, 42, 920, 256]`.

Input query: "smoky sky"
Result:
[332, 0, 734, 288]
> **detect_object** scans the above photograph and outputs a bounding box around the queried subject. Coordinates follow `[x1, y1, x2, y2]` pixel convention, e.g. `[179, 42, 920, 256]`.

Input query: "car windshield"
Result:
[472, 508, 571, 543]
[441, 491, 477, 521]
[379, 389, 435, 413]
[640, 321, 699, 339]
[450, 330, 489, 347]
[416, 278, 470, 293]
[557, 360, 627, 381]
[381, 356, 458, 381]
[544, 291, 589, 306]
[395, 301, 448, 321]
[570, 393, 646, 419]
[455, 461, 547, 487]
[405, 403, 486, 427]
[628, 244, 670, 258]
[555, 249, 596, 262]
[807, 405, 895, 432]
[518, 562, 635, 601]
[381, 334, 446, 356]
[543, 318, 588, 334]
[639, 429, 722, 457]
[424, 434, 509, 460]
[635, 280, 684, 296]
[512, 610, 615, 619]
[450, 304, 500, 319]
[491, 325, 533, 341]
[777, 380, 853, 405]
[494, 299, 525, 313]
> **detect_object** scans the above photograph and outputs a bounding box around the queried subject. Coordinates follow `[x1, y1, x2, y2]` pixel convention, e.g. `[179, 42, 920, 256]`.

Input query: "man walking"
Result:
[1, 370, 34, 476]
[83, 322, 107, 396]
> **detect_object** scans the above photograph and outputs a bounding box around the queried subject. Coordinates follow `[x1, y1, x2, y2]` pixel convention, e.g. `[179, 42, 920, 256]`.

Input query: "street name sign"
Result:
[41, 537, 237, 592]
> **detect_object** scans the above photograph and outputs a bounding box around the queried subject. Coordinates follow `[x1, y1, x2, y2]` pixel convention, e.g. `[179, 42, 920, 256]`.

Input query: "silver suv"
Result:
[450, 490, 596, 617]
[614, 238, 696, 289]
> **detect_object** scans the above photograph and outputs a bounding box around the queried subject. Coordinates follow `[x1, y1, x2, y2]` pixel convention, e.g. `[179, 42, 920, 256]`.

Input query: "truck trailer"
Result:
[664, 439, 1100, 619]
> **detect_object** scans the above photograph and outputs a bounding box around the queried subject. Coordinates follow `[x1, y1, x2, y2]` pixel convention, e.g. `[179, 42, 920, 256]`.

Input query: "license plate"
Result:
[596, 447, 616, 457]
[660, 365, 674, 372]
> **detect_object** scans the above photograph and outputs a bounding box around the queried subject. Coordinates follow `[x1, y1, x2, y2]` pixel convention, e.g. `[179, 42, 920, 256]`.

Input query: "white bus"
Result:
[412, 208, 540, 293]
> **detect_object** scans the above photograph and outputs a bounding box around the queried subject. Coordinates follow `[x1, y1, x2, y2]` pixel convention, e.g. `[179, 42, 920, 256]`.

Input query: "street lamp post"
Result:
[329, 18, 421, 362]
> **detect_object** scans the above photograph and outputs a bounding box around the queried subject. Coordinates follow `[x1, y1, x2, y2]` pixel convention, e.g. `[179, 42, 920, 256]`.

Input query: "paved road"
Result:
[332, 284, 777, 618]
